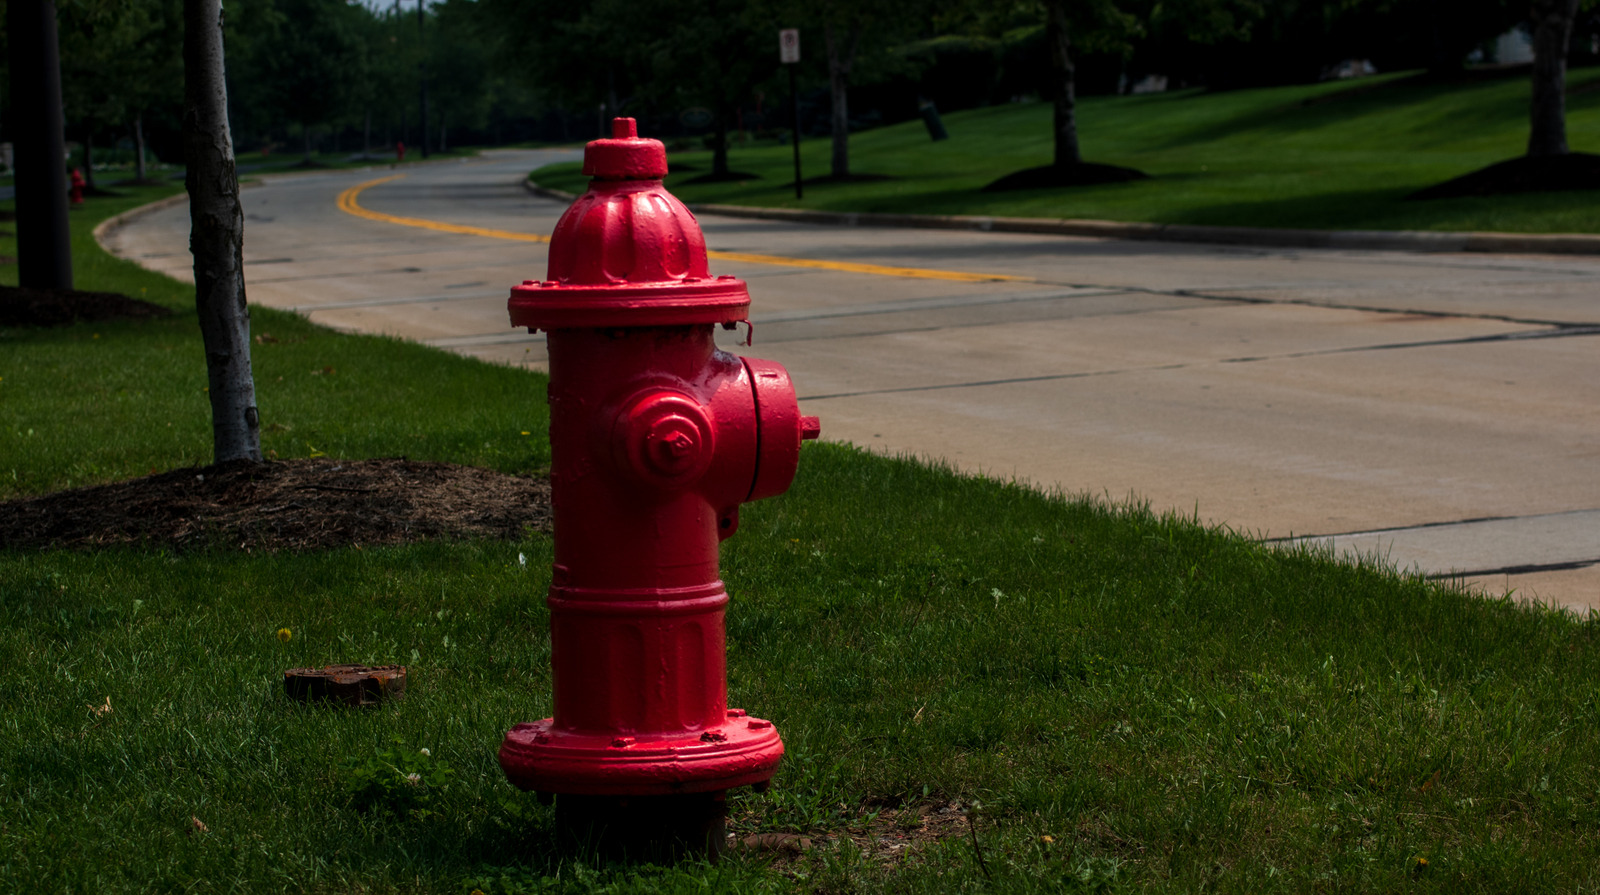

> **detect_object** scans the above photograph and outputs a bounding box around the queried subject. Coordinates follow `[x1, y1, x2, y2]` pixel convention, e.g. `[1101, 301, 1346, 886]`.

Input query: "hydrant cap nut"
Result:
[616, 392, 715, 485]
[583, 117, 669, 180]
[646, 415, 703, 475]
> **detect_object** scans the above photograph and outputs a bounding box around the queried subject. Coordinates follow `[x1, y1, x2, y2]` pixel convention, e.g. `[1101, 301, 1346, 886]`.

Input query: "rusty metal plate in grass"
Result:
[284, 664, 407, 706]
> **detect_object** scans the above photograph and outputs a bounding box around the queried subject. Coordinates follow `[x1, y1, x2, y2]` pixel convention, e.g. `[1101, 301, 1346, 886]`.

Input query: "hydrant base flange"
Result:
[499, 713, 783, 796]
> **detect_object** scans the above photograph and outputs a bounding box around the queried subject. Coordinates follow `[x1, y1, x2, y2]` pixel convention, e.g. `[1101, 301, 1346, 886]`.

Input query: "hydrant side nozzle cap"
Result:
[583, 117, 669, 180]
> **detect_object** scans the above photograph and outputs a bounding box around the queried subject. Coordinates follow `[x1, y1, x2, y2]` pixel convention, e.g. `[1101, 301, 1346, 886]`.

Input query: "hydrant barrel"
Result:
[499, 119, 816, 815]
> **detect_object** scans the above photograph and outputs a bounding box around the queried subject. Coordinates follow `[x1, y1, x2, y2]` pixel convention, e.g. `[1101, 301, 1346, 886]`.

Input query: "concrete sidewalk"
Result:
[100, 149, 1600, 610]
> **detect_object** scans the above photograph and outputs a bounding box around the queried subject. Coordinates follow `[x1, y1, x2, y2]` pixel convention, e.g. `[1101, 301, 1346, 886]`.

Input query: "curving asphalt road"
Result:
[102, 148, 1600, 609]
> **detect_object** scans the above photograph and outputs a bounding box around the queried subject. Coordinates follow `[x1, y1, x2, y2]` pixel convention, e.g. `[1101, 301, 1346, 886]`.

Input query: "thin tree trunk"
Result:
[363, 107, 371, 157]
[82, 125, 98, 191]
[134, 113, 148, 180]
[1045, 0, 1081, 168]
[439, 116, 446, 153]
[418, 0, 429, 158]
[824, 23, 860, 179]
[302, 120, 312, 161]
[6, 0, 73, 289]
[1528, 0, 1580, 157]
[183, 0, 262, 464]
[711, 102, 730, 176]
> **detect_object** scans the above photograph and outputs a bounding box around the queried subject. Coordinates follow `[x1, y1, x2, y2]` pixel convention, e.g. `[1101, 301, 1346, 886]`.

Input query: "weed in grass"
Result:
[343, 737, 457, 817]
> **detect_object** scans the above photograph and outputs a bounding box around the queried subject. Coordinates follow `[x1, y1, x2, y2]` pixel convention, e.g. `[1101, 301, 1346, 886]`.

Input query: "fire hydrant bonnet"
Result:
[509, 118, 746, 329]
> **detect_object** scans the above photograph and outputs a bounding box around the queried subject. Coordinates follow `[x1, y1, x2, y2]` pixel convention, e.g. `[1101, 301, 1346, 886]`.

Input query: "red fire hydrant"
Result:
[69, 167, 86, 205]
[499, 118, 818, 857]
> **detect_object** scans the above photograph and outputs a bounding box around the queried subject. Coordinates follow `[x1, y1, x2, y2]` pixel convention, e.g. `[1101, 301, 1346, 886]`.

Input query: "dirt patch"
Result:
[731, 800, 986, 866]
[0, 457, 550, 552]
[0, 284, 173, 328]
[1408, 152, 1600, 199]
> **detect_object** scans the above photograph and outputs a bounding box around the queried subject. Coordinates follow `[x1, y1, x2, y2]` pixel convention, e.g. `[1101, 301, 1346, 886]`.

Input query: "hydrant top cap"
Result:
[583, 117, 669, 180]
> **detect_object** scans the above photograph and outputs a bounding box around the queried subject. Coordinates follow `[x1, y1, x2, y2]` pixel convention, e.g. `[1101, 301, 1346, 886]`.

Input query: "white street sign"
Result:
[779, 28, 800, 64]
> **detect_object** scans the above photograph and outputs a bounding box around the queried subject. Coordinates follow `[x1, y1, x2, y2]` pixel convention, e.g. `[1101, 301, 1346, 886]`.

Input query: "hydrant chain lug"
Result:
[499, 119, 820, 851]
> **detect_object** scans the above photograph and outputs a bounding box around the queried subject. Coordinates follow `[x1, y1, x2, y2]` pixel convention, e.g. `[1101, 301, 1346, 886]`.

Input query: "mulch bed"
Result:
[983, 162, 1148, 192]
[0, 284, 173, 328]
[1408, 151, 1600, 199]
[0, 457, 551, 552]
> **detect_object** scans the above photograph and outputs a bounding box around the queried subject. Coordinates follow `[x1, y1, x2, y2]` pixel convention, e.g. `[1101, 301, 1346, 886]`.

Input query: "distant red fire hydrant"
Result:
[499, 118, 818, 857]
[69, 167, 85, 205]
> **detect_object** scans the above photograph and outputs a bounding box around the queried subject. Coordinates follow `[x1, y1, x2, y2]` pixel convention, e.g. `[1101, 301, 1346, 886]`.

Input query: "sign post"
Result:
[779, 28, 802, 199]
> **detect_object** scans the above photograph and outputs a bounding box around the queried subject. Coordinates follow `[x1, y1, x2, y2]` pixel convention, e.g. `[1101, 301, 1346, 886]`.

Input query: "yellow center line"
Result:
[336, 175, 1033, 284]
[336, 175, 552, 243]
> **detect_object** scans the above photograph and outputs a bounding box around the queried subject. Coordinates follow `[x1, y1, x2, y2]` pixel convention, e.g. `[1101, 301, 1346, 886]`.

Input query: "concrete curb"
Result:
[524, 177, 1600, 256]
[525, 181, 579, 204]
[92, 155, 497, 254]
[92, 191, 191, 250]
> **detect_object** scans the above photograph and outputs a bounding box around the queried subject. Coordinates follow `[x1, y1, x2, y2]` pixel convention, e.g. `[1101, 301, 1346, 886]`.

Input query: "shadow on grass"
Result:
[1161, 182, 1600, 232]
[1408, 152, 1600, 199]
[1150, 186, 1407, 229]
[982, 162, 1147, 192]
[684, 170, 763, 184]
[1146, 70, 1530, 153]
[790, 172, 898, 189]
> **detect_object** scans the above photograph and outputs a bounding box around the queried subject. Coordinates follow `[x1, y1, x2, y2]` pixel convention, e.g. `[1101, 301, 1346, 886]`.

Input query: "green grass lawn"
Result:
[4, 188, 1600, 893]
[535, 69, 1600, 234]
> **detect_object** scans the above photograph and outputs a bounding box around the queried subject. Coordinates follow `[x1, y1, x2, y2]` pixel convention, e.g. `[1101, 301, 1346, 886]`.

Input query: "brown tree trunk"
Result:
[183, 0, 262, 463]
[1045, 0, 1081, 168]
[418, 0, 429, 158]
[134, 113, 148, 180]
[82, 125, 98, 191]
[711, 102, 730, 176]
[1528, 0, 1580, 157]
[824, 23, 860, 180]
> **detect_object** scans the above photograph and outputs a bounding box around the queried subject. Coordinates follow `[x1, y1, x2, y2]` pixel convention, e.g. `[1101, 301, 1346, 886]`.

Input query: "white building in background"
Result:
[1467, 25, 1534, 65]
[1493, 25, 1535, 64]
